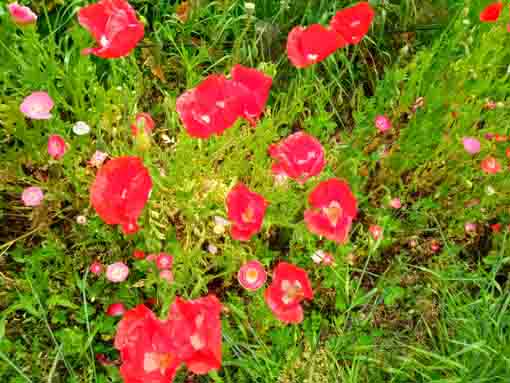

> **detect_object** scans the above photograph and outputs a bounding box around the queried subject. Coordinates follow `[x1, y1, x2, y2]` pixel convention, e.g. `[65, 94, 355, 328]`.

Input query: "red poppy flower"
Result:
[164, 295, 222, 375]
[131, 112, 155, 136]
[78, 0, 144, 58]
[133, 249, 146, 259]
[106, 302, 127, 317]
[176, 75, 245, 138]
[286, 24, 346, 68]
[304, 178, 357, 243]
[114, 305, 180, 383]
[90, 156, 152, 234]
[479, 2, 503, 22]
[264, 262, 313, 324]
[481, 156, 502, 174]
[268, 132, 325, 184]
[230, 64, 272, 125]
[330, 2, 375, 45]
[491, 223, 502, 233]
[226, 183, 268, 241]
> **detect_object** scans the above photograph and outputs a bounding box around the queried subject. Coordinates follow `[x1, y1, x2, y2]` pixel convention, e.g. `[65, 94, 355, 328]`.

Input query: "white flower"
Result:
[245, 2, 255, 14]
[311, 250, 326, 264]
[76, 215, 87, 225]
[72, 121, 91, 135]
[213, 216, 230, 234]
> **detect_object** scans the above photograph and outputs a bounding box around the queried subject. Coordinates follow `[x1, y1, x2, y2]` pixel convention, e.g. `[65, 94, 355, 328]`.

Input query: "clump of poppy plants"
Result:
[13, 0, 506, 381]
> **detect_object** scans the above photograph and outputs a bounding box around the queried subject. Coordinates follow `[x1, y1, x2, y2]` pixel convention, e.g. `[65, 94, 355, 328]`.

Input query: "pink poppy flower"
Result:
[330, 2, 375, 45]
[462, 137, 481, 154]
[374, 115, 391, 133]
[89, 150, 108, 167]
[176, 75, 245, 138]
[480, 2, 503, 22]
[269, 132, 325, 184]
[176, 66, 272, 138]
[20, 92, 54, 120]
[47, 134, 67, 160]
[131, 112, 155, 136]
[389, 198, 402, 209]
[369, 225, 383, 240]
[159, 270, 174, 283]
[106, 262, 129, 282]
[230, 64, 273, 125]
[7, 2, 37, 25]
[264, 262, 313, 324]
[90, 156, 152, 234]
[163, 295, 222, 375]
[78, 0, 144, 58]
[226, 183, 268, 241]
[237, 260, 267, 291]
[481, 156, 502, 174]
[106, 302, 127, 317]
[156, 253, 173, 270]
[21, 186, 44, 206]
[114, 305, 181, 383]
[89, 261, 103, 275]
[304, 179, 358, 244]
[286, 24, 346, 68]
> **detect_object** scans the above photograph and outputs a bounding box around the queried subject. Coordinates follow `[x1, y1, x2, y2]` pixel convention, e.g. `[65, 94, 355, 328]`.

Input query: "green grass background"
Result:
[1, 0, 510, 382]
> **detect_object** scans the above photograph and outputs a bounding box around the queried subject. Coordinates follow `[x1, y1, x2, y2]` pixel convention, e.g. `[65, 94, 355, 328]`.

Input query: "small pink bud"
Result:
[375, 115, 392, 133]
[430, 240, 441, 253]
[462, 137, 481, 155]
[47, 134, 67, 160]
[89, 262, 103, 275]
[106, 303, 126, 317]
[159, 270, 174, 283]
[369, 225, 383, 240]
[21, 186, 44, 206]
[155, 253, 173, 270]
[464, 222, 477, 234]
[105, 262, 129, 283]
[89, 150, 108, 167]
[389, 198, 402, 209]
[322, 253, 335, 266]
[146, 254, 156, 262]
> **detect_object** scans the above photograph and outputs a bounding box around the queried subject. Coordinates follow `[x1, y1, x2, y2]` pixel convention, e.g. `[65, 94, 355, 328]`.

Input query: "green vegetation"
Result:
[1, 0, 509, 382]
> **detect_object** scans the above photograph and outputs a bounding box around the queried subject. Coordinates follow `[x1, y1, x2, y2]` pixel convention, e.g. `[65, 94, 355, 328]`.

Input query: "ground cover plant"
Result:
[1, 0, 509, 382]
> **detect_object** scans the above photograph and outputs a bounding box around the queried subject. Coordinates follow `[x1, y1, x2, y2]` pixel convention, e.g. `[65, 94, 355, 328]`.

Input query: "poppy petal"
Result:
[330, 2, 375, 45]
[287, 24, 346, 68]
